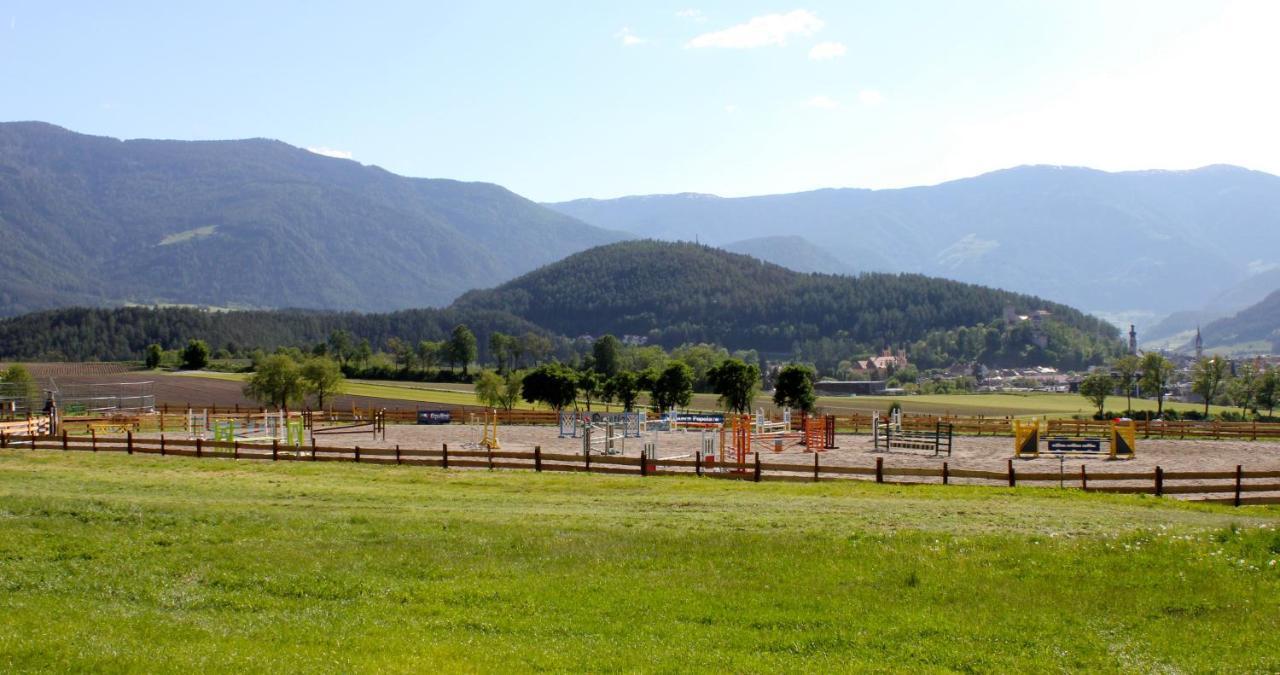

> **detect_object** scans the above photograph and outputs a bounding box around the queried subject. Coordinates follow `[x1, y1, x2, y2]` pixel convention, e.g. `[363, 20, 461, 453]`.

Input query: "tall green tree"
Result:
[0, 364, 37, 405]
[300, 356, 344, 409]
[476, 369, 523, 411]
[603, 371, 642, 412]
[1229, 363, 1261, 414]
[707, 358, 761, 414]
[520, 363, 579, 411]
[576, 369, 602, 411]
[417, 340, 442, 373]
[1078, 372, 1114, 418]
[243, 354, 306, 409]
[1257, 369, 1279, 417]
[592, 335, 622, 379]
[1112, 355, 1141, 413]
[650, 362, 694, 413]
[488, 332, 515, 373]
[772, 363, 817, 413]
[1191, 356, 1230, 417]
[327, 329, 353, 366]
[1139, 353, 1175, 415]
[448, 324, 478, 375]
[144, 343, 164, 369]
[180, 339, 210, 370]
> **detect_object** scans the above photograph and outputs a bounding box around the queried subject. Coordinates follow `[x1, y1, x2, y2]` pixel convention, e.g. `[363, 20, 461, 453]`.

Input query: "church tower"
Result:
[1194, 326, 1203, 361]
[1128, 325, 1137, 356]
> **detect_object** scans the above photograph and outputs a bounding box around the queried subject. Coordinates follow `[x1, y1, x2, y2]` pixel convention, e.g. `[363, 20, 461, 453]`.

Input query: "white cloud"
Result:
[808, 41, 846, 61]
[306, 147, 354, 160]
[686, 10, 823, 49]
[806, 95, 840, 110]
[858, 89, 884, 105]
[676, 8, 706, 22]
[615, 27, 646, 46]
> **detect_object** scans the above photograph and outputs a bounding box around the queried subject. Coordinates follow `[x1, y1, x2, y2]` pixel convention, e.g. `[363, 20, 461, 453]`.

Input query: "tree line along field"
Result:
[171, 371, 1237, 419]
[0, 451, 1277, 671]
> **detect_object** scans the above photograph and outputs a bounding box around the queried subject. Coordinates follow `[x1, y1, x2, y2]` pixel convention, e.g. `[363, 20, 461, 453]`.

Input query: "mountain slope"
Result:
[454, 240, 1121, 368]
[721, 235, 855, 274]
[1197, 290, 1280, 353]
[0, 122, 625, 316]
[547, 165, 1280, 317]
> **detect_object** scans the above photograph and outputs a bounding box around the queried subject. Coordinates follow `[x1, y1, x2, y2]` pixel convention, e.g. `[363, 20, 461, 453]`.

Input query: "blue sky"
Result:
[2, 1, 1276, 201]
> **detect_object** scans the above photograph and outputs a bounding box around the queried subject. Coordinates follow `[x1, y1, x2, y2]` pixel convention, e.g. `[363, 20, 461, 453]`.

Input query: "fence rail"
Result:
[3, 432, 1277, 507]
[35, 405, 1280, 441]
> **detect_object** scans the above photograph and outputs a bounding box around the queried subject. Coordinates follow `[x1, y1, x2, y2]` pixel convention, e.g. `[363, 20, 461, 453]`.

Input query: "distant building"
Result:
[1128, 324, 1138, 356]
[848, 347, 908, 374]
[1194, 326, 1203, 361]
[813, 380, 888, 396]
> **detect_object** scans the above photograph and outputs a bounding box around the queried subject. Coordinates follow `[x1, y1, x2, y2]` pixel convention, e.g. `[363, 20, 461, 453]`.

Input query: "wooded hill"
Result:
[0, 122, 623, 317]
[455, 241, 1121, 368]
[0, 241, 1122, 369]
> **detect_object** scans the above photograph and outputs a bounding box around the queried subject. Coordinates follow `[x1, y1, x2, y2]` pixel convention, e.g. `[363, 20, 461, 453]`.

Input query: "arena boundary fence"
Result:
[3, 432, 1278, 507]
[47, 404, 1280, 442]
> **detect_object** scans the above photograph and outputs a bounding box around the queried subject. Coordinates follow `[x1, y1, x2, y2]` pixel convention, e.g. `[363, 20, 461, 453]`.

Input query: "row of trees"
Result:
[241, 353, 346, 409]
[1078, 353, 1280, 419]
[474, 355, 817, 416]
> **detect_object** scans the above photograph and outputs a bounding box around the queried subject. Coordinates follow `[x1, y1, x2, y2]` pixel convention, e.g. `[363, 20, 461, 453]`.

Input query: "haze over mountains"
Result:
[548, 165, 1280, 334]
[0, 122, 622, 317]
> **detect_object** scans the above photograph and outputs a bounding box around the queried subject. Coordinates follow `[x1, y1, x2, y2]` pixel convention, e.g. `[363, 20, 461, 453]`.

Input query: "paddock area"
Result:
[132, 422, 1271, 482]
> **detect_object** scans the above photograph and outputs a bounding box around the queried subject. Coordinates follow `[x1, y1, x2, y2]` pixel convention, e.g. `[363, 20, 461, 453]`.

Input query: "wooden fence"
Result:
[51, 404, 1280, 441]
[3, 432, 1277, 507]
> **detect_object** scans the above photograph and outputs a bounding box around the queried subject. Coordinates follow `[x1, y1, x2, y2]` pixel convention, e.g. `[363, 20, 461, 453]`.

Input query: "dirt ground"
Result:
[177, 422, 1271, 493]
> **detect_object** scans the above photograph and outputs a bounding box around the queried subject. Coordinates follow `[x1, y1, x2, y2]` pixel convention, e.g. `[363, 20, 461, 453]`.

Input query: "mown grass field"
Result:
[1, 451, 1278, 671]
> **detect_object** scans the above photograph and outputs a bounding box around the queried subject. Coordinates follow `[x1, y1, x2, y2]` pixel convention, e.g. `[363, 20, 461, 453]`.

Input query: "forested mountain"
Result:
[0, 122, 623, 317]
[0, 241, 1121, 370]
[0, 306, 546, 363]
[548, 165, 1280, 320]
[453, 240, 1122, 369]
[1196, 290, 1280, 353]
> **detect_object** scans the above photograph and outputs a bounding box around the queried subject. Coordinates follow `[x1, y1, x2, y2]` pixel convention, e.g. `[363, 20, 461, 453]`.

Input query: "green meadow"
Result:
[2, 451, 1278, 672]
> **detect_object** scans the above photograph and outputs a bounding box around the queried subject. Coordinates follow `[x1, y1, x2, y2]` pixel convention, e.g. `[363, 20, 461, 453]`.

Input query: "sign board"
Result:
[1047, 437, 1102, 454]
[674, 412, 724, 425]
[417, 410, 452, 425]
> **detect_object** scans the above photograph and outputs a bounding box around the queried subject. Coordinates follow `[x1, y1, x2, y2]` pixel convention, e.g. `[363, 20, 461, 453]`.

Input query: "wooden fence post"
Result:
[272, 438, 279, 461]
[1007, 459, 1016, 487]
[395, 444, 401, 465]
[92, 430, 97, 452]
[354, 445, 361, 463]
[62, 430, 68, 452]
[1080, 465, 1087, 490]
[813, 453, 820, 483]
[127, 431, 133, 455]
[535, 446, 542, 473]
[196, 437, 203, 458]
[754, 453, 761, 482]
[875, 457, 883, 484]
[234, 440, 239, 460]
[487, 446, 494, 470]
[942, 462, 949, 486]
[1155, 466, 1163, 497]
[1235, 465, 1243, 507]
[311, 438, 317, 461]
[585, 449, 591, 473]
[0, 431, 6, 449]
[694, 450, 701, 477]
[442, 443, 449, 469]
[160, 434, 166, 456]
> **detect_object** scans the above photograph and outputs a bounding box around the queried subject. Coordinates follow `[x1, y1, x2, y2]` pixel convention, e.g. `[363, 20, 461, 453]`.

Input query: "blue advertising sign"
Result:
[417, 410, 452, 425]
[675, 412, 724, 425]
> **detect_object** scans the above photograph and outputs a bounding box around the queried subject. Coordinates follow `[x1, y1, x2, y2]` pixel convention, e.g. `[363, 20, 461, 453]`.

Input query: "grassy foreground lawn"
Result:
[2, 452, 1279, 671]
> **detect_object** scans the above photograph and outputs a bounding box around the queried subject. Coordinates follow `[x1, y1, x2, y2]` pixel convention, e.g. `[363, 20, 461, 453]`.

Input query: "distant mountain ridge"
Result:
[721, 235, 855, 275]
[0, 122, 625, 317]
[1195, 290, 1280, 354]
[547, 165, 1280, 320]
